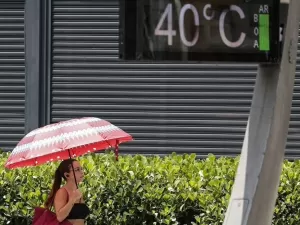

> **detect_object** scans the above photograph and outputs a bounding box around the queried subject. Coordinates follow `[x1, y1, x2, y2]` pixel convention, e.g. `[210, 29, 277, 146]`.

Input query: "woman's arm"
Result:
[54, 189, 75, 222]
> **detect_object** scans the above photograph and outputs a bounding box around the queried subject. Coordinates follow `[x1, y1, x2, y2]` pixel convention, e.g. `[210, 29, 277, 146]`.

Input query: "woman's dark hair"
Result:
[45, 158, 77, 208]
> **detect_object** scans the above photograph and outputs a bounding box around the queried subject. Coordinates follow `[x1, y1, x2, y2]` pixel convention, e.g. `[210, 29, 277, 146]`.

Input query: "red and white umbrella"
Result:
[5, 117, 133, 169]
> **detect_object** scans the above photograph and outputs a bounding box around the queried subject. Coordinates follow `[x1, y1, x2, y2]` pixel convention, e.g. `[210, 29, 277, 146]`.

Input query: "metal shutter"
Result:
[287, 26, 300, 159]
[51, 0, 300, 158]
[0, 0, 25, 151]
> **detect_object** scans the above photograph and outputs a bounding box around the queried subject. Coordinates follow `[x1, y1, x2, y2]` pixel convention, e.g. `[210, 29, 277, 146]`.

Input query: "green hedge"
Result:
[0, 151, 299, 225]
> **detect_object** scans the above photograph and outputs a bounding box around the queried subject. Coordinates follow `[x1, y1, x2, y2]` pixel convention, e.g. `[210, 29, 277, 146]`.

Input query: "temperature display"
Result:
[119, 0, 281, 63]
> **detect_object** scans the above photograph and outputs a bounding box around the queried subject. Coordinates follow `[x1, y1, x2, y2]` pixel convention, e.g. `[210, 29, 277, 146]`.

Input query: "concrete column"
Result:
[223, 0, 300, 224]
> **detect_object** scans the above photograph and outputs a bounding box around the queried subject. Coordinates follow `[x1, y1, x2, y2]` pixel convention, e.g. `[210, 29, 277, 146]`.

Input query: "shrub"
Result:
[0, 151, 299, 225]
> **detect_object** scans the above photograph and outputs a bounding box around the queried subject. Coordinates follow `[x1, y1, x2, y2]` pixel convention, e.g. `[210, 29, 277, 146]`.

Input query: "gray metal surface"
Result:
[24, 0, 42, 134]
[51, 0, 300, 158]
[0, 0, 25, 151]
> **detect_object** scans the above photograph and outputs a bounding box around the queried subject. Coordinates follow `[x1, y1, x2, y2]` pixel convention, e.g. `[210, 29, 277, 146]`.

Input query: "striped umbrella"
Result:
[5, 117, 133, 170]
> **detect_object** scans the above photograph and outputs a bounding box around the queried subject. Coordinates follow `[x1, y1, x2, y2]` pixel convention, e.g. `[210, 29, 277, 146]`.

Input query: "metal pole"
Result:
[68, 150, 79, 189]
[223, 0, 300, 225]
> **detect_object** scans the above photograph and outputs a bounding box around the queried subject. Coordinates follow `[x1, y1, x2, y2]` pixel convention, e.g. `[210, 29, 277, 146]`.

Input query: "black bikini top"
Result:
[63, 188, 91, 220]
[66, 203, 90, 220]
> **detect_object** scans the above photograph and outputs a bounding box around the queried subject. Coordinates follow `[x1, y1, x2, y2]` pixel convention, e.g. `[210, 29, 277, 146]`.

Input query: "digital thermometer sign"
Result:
[120, 0, 281, 63]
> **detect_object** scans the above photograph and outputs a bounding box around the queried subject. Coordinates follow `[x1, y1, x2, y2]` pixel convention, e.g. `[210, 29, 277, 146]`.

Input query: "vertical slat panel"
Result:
[0, 0, 25, 151]
[51, 0, 300, 159]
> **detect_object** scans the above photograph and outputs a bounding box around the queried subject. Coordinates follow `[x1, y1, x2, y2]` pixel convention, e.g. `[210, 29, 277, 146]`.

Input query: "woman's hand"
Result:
[69, 189, 82, 203]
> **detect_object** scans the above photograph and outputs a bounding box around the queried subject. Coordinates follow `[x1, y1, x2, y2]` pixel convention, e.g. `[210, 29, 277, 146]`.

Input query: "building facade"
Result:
[1, 0, 300, 159]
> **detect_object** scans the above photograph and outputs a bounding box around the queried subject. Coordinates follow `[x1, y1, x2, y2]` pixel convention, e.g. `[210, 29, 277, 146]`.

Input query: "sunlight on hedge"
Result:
[0, 152, 298, 225]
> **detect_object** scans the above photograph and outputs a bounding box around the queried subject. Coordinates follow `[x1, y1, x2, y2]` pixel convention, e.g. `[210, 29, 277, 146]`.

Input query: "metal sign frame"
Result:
[119, 0, 281, 63]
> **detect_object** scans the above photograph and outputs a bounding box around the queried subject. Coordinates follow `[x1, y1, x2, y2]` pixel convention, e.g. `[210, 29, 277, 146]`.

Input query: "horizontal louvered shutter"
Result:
[0, 0, 25, 151]
[51, 0, 300, 158]
[287, 26, 300, 159]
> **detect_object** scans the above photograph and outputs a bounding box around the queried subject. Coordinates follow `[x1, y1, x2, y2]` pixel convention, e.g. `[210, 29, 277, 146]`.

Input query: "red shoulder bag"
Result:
[32, 207, 72, 225]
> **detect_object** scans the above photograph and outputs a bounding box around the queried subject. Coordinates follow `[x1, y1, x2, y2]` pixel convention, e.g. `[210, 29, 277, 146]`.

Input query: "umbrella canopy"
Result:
[5, 117, 133, 169]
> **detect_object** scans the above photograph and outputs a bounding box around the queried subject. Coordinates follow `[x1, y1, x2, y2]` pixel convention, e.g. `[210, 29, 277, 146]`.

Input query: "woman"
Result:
[45, 159, 90, 225]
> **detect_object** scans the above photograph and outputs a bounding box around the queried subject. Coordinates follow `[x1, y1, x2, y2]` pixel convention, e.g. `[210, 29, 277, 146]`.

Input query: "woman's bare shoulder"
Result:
[53, 187, 69, 212]
[54, 187, 68, 200]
